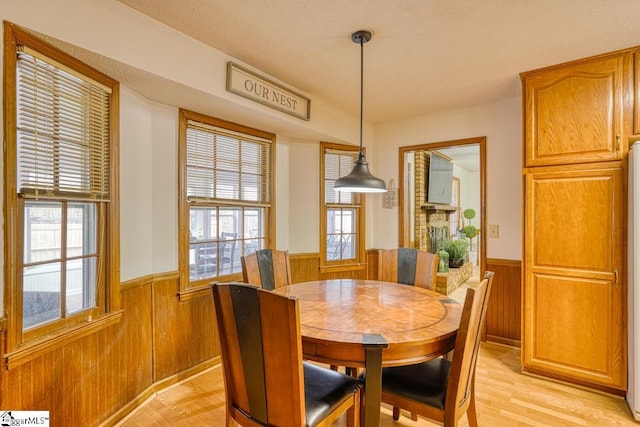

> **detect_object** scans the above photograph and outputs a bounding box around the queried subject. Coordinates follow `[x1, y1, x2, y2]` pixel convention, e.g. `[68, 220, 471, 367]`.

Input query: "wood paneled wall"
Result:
[289, 253, 368, 283]
[485, 258, 522, 347]
[152, 276, 217, 380]
[0, 274, 218, 426]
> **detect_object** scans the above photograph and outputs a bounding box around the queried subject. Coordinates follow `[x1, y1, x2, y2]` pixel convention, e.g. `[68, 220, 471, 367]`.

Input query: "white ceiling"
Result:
[116, 0, 640, 124]
[437, 145, 480, 173]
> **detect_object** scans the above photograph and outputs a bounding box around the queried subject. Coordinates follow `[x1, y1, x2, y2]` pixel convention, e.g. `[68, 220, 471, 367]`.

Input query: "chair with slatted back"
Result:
[220, 232, 238, 274]
[362, 271, 494, 427]
[241, 248, 292, 290]
[212, 282, 361, 427]
[377, 248, 438, 290]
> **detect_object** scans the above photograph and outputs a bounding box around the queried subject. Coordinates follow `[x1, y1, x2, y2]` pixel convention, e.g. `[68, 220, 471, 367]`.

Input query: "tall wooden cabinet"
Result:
[522, 49, 635, 393]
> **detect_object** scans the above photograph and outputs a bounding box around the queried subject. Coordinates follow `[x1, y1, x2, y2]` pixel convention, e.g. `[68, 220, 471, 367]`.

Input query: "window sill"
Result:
[4, 310, 123, 370]
[181, 272, 243, 302]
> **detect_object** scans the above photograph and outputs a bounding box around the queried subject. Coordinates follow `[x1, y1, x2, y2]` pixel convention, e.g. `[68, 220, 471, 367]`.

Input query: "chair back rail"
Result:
[213, 283, 304, 425]
[213, 282, 360, 427]
[378, 271, 495, 426]
[242, 249, 292, 290]
[446, 271, 494, 420]
[378, 248, 438, 289]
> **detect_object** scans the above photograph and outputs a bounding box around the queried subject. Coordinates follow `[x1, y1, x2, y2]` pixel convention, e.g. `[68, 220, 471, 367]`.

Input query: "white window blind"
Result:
[16, 46, 111, 201]
[324, 148, 360, 206]
[186, 120, 271, 205]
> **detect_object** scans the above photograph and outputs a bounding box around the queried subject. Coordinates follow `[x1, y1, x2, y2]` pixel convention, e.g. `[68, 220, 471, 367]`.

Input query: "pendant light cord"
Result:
[359, 36, 364, 157]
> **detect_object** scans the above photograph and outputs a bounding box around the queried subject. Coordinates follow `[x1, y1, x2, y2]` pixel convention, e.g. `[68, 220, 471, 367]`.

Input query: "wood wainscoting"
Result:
[289, 253, 369, 283]
[0, 273, 219, 426]
[485, 258, 522, 347]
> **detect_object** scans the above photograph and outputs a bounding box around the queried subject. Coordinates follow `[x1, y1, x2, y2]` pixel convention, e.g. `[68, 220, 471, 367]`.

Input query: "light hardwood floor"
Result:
[117, 276, 636, 426]
[117, 341, 637, 426]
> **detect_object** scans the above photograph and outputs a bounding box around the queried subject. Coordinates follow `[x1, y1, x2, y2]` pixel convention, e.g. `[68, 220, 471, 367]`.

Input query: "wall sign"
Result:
[226, 62, 311, 121]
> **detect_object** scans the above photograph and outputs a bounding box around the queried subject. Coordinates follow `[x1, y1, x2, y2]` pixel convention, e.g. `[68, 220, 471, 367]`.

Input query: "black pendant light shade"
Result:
[334, 30, 387, 194]
[334, 152, 387, 193]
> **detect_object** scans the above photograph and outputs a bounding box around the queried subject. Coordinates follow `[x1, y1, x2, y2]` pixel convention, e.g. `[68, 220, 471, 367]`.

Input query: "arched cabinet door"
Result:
[522, 51, 632, 167]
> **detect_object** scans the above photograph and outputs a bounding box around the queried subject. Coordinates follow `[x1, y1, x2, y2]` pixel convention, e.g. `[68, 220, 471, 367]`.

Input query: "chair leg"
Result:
[345, 366, 359, 377]
[360, 390, 366, 427]
[410, 412, 418, 421]
[346, 391, 360, 427]
[466, 386, 479, 427]
[330, 364, 338, 371]
[392, 406, 400, 421]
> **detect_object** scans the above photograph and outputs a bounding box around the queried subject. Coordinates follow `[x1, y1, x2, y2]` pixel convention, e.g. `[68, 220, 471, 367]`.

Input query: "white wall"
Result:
[120, 88, 154, 280]
[371, 97, 523, 260]
[275, 140, 291, 251]
[118, 88, 179, 281]
[149, 101, 179, 274]
[459, 169, 481, 229]
[281, 138, 321, 253]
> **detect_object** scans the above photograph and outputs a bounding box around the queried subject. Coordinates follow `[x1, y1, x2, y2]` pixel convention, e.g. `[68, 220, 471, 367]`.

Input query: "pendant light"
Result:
[334, 30, 387, 193]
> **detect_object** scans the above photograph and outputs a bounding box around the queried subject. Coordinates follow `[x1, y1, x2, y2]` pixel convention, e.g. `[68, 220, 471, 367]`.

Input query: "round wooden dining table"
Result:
[274, 279, 462, 427]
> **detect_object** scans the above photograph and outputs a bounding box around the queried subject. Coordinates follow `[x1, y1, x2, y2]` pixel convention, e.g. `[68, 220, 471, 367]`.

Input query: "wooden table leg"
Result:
[362, 334, 388, 427]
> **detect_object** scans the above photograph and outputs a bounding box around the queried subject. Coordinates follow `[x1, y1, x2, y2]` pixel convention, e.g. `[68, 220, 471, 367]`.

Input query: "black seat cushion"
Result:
[379, 358, 451, 410]
[303, 362, 360, 427]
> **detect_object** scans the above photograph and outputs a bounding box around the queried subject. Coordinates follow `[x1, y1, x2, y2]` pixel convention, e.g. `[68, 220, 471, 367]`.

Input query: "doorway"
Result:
[398, 136, 486, 277]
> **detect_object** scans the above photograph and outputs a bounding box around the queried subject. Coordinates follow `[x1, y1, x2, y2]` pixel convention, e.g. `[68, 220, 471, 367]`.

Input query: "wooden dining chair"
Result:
[363, 271, 494, 426]
[241, 248, 292, 290]
[377, 248, 438, 290]
[219, 232, 238, 274]
[212, 282, 361, 427]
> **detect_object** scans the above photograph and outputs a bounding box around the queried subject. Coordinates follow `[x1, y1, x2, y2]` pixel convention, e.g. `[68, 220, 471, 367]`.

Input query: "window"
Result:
[3, 23, 120, 354]
[320, 142, 365, 271]
[179, 110, 274, 295]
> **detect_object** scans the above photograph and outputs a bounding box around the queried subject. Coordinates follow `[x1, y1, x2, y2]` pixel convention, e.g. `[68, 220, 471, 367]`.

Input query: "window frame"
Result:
[178, 109, 275, 299]
[319, 142, 366, 272]
[3, 22, 121, 365]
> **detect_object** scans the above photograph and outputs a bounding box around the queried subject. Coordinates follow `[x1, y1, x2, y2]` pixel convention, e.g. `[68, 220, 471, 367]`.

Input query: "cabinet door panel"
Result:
[530, 171, 615, 271]
[531, 273, 611, 375]
[523, 54, 628, 166]
[523, 164, 625, 390]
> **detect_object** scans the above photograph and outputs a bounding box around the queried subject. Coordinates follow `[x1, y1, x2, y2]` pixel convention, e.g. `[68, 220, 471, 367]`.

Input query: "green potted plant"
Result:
[463, 208, 476, 226]
[461, 209, 478, 262]
[442, 238, 469, 268]
[462, 224, 478, 261]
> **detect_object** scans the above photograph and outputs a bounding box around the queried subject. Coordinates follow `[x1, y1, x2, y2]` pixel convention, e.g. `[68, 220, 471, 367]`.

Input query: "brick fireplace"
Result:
[414, 151, 455, 252]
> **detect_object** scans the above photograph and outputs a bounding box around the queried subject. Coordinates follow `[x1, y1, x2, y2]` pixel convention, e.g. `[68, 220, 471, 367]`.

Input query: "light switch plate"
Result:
[488, 224, 499, 238]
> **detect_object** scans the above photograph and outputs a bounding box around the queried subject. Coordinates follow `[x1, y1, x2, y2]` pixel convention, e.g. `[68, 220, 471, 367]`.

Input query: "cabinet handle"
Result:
[616, 133, 621, 153]
[614, 268, 619, 287]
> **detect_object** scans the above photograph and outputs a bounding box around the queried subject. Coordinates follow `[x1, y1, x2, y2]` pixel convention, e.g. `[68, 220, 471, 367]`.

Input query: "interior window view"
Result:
[402, 144, 482, 290]
[23, 201, 98, 329]
[2, 2, 640, 427]
[189, 207, 265, 279]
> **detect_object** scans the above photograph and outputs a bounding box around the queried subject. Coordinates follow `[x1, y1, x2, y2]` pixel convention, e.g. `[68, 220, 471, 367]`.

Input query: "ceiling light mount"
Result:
[334, 30, 386, 194]
[351, 30, 372, 45]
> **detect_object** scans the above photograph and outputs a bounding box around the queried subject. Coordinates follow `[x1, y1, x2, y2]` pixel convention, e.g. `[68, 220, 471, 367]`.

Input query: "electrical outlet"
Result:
[488, 224, 499, 239]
